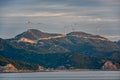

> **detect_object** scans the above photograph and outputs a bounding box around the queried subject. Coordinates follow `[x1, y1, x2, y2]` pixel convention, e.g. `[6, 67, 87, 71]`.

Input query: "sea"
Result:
[0, 71, 120, 80]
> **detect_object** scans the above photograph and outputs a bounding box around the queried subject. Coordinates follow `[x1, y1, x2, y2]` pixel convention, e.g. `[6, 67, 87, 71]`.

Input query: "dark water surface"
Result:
[0, 71, 120, 80]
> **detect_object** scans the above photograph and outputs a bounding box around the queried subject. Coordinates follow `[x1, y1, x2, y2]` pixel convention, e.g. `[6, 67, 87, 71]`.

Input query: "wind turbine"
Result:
[97, 25, 100, 35]
[71, 23, 77, 32]
[95, 19, 101, 35]
[63, 26, 67, 35]
[26, 21, 46, 28]
[26, 21, 33, 28]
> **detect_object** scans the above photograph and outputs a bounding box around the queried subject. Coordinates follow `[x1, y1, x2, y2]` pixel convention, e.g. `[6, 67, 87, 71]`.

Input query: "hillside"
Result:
[0, 55, 39, 70]
[0, 29, 120, 70]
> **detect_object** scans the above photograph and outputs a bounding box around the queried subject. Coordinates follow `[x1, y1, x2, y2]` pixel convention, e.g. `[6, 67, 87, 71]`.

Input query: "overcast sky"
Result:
[0, 0, 120, 41]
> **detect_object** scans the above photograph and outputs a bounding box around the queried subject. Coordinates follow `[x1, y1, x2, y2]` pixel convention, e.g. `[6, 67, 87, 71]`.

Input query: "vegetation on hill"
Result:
[0, 29, 120, 70]
[0, 55, 39, 70]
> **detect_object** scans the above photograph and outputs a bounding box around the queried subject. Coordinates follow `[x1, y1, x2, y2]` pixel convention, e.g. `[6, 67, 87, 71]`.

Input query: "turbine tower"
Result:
[71, 23, 77, 32]
[64, 26, 67, 35]
[97, 25, 100, 35]
[95, 19, 101, 35]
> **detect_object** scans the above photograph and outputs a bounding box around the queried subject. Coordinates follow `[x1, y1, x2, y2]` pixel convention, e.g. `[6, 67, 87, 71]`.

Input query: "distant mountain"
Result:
[0, 29, 120, 70]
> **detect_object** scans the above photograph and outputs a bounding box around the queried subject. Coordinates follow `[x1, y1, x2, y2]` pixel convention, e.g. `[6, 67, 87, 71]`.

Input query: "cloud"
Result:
[6, 12, 66, 17]
[102, 0, 120, 5]
[0, 0, 120, 41]
[0, 0, 119, 18]
[86, 18, 120, 22]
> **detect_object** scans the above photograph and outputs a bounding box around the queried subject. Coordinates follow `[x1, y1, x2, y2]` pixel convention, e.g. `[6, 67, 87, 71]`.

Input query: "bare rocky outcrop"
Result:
[38, 66, 44, 71]
[1, 64, 17, 72]
[102, 61, 117, 70]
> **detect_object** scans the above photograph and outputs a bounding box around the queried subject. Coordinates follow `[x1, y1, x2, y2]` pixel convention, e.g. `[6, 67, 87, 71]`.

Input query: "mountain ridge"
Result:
[0, 29, 120, 70]
[5, 29, 119, 56]
[15, 29, 63, 40]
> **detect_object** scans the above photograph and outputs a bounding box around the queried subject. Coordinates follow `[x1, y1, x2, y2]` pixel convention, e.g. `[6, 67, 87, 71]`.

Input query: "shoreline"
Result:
[0, 69, 120, 73]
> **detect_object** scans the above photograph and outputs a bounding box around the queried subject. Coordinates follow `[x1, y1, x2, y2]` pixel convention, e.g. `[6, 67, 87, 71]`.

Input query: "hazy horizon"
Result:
[0, 0, 120, 41]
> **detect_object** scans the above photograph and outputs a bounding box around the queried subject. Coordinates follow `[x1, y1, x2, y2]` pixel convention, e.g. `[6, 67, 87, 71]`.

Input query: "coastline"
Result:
[0, 69, 120, 73]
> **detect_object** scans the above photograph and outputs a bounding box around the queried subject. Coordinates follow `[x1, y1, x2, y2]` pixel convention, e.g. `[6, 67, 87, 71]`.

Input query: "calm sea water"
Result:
[0, 71, 120, 80]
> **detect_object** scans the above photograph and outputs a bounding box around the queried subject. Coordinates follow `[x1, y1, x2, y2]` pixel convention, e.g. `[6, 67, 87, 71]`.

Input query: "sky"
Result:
[0, 0, 120, 41]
